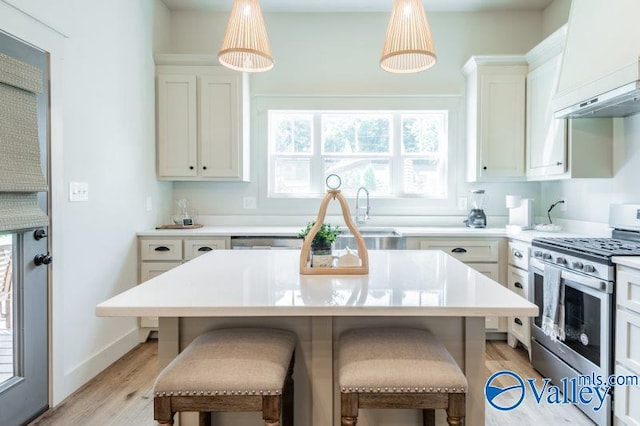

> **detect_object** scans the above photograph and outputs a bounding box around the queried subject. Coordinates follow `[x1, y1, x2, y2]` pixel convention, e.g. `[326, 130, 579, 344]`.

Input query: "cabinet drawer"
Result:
[508, 241, 529, 270]
[508, 315, 530, 344]
[618, 267, 640, 315]
[418, 239, 500, 262]
[614, 363, 640, 426]
[140, 239, 183, 261]
[616, 309, 640, 374]
[184, 238, 228, 260]
[508, 265, 529, 300]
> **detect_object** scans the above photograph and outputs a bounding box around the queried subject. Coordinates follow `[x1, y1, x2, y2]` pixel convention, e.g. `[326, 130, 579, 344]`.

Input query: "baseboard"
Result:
[61, 327, 139, 401]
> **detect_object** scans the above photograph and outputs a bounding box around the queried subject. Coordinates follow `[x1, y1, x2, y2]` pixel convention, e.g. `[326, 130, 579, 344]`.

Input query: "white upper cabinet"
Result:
[155, 55, 250, 182]
[463, 56, 528, 182]
[525, 26, 614, 181]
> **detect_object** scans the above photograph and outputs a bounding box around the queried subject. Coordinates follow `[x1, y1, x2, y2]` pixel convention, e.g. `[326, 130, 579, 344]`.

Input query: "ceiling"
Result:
[161, 0, 555, 13]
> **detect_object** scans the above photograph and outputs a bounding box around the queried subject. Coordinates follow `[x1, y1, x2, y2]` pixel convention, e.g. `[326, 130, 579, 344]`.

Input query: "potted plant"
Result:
[298, 221, 341, 267]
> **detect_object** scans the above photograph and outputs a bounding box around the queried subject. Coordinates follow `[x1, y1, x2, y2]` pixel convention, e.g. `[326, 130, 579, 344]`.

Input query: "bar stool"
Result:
[338, 327, 467, 426]
[154, 328, 295, 426]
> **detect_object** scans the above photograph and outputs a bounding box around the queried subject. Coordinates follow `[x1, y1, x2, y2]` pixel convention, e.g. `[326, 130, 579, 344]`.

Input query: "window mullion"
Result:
[310, 113, 323, 193]
[391, 113, 403, 194]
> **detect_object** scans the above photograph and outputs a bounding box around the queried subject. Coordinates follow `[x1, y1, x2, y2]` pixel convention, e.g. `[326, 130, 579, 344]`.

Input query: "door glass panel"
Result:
[0, 234, 15, 385]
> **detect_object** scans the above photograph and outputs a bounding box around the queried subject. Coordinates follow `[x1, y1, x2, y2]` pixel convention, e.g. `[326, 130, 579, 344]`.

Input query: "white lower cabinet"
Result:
[407, 237, 506, 332]
[615, 265, 640, 426]
[505, 240, 531, 357]
[137, 236, 230, 340]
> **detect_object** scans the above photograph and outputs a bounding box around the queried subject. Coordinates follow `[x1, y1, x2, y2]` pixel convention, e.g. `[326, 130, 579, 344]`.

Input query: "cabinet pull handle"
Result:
[556, 161, 563, 166]
[514, 251, 523, 258]
[514, 282, 523, 289]
[483, 166, 487, 170]
[203, 166, 207, 170]
[198, 247, 213, 252]
[154, 246, 170, 252]
[514, 318, 523, 326]
[189, 166, 194, 170]
[451, 248, 467, 254]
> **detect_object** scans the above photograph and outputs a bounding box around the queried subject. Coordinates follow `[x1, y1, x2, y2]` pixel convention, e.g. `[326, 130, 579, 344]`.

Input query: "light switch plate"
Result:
[69, 182, 89, 202]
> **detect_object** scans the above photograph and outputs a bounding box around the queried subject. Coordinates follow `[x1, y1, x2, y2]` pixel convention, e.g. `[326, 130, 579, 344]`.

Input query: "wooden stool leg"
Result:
[341, 392, 358, 426]
[283, 354, 295, 426]
[422, 408, 436, 426]
[154, 396, 175, 425]
[262, 394, 281, 426]
[446, 393, 465, 426]
[199, 411, 212, 426]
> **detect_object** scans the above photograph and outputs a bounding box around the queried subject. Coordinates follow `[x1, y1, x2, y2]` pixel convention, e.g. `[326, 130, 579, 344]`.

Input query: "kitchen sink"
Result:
[334, 227, 404, 250]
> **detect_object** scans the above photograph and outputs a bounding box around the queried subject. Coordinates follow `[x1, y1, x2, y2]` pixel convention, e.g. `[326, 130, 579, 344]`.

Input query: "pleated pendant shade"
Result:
[218, 0, 274, 72]
[380, 0, 437, 74]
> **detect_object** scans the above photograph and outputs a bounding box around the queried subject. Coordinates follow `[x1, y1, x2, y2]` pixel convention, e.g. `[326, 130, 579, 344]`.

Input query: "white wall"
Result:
[542, 0, 571, 37]
[166, 11, 544, 222]
[0, 0, 171, 404]
[541, 117, 640, 225]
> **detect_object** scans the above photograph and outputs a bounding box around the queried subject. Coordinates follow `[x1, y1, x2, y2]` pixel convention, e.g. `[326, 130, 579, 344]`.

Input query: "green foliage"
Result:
[297, 221, 341, 249]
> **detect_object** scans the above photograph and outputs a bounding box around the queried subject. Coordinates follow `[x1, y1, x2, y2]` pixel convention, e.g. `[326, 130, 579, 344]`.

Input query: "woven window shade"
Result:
[218, 0, 274, 72]
[0, 52, 48, 232]
[380, 0, 437, 74]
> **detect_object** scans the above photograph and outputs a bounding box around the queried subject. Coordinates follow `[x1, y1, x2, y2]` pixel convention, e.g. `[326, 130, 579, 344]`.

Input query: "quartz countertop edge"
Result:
[612, 256, 640, 268]
[137, 225, 573, 242]
[96, 250, 538, 318]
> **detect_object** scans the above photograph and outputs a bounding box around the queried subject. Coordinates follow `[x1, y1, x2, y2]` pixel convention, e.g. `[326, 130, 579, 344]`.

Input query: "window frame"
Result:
[256, 95, 462, 211]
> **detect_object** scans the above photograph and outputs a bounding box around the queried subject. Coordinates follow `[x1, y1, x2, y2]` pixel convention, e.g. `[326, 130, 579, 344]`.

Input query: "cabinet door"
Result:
[526, 55, 567, 178]
[157, 74, 198, 177]
[199, 75, 240, 179]
[479, 74, 526, 178]
[466, 262, 502, 330]
[614, 363, 640, 426]
[507, 266, 531, 345]
[417, 239, 500, 262]
[184, 238, 228, 260]
[139, 261, 182, 328]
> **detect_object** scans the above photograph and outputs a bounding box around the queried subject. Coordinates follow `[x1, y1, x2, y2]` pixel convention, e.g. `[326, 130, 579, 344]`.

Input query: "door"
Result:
[0, 31, 50, 425]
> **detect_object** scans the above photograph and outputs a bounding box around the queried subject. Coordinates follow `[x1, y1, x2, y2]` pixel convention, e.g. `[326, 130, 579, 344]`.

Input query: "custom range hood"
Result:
[553, 0, 640, 118]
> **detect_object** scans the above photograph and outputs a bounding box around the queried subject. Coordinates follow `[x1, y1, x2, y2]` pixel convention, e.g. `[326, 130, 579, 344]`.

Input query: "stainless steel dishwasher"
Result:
[230, 236, 303, 250]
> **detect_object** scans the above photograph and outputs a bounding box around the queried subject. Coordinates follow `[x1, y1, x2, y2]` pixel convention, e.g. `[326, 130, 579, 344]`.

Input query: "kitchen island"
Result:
[96, 250, 537, 426]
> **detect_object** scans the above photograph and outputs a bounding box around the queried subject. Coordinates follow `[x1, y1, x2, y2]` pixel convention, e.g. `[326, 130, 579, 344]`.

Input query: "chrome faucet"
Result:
[355, 186, 370, 225]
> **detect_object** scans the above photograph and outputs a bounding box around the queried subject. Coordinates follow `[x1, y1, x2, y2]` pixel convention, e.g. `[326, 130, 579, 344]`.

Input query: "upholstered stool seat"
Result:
[154, 328, 295, 426]
[339, 328, 467, 426]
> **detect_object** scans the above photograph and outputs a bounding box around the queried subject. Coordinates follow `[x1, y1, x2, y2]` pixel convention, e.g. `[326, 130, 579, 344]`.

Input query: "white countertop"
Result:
[613, 256, 640, 269]
[96, 250, 538, 318]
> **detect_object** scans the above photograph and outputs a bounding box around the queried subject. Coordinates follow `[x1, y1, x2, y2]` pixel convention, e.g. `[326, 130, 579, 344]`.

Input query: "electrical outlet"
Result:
[560, 199, 567, 212]
[69, 182, 89, 202]
[243, 196, 257, 209]
[457, 196, 468, 210]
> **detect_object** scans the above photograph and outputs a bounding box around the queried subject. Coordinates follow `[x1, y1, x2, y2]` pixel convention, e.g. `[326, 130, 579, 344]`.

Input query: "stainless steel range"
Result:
[529, 204, 640, 426]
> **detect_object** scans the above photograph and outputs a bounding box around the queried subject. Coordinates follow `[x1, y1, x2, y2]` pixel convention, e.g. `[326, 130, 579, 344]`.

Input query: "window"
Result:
[268, 110, 448, 198]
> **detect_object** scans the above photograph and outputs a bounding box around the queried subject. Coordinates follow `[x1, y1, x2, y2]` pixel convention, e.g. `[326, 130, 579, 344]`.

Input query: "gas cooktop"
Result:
[532, 237, 640, 257]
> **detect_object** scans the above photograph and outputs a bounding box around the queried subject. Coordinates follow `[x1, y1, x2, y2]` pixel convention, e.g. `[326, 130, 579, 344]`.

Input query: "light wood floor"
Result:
[28, 339, 594, 425]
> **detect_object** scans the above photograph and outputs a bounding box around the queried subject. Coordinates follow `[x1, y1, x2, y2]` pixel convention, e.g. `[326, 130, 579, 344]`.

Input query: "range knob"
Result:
[556, 257, 567, 265]
[533, 251, 543, 258]
[542, 253, 553, 260]
[584, 264, 596, 273]
[572, 261, 584, 270]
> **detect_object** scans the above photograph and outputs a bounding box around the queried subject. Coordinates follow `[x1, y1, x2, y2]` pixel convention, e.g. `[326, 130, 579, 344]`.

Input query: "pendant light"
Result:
[380, 0, 437, 74]
[218, 0, 274, 72]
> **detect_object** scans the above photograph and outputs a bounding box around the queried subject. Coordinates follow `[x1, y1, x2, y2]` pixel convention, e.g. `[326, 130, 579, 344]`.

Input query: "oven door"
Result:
[529, 259, 613, 379]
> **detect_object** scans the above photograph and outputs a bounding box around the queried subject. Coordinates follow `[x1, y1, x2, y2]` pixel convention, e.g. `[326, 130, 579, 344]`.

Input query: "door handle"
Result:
[154, 246, 170, 252]
[34, 253, 53, 266]
[451, 248, 467, 254]
[197, 247, 213, 252]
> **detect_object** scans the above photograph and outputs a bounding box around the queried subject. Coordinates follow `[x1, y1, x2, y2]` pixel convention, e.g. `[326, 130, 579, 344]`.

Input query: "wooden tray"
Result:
[155, 224, 203, 230]
[299, 190, 368, 275]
